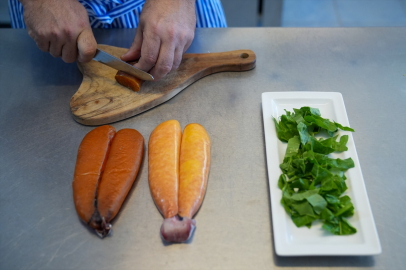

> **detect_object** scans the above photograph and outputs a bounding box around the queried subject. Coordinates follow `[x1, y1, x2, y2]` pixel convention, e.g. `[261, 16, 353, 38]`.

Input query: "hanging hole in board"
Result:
[240, 53, 249, 59]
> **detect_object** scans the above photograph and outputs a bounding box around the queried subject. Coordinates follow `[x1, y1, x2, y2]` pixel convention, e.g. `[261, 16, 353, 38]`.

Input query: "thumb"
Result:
[121, 27, 143, 61]
[77, 27, 97, 63]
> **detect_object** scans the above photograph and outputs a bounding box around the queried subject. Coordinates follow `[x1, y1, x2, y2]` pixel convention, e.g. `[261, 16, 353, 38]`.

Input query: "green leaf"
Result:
[315, 155, 355, 171]
[339, 195, 351, 205]
[304, 115, 337, 132]
[309, 135, 349, 154]
[311, 163, 333, 186]
[285, 136, 301, 158]
[290, 189, 320, 201]
[278, 174, 287, 189]
[292, 215, 316, 227]
[282, 114, 299, 132]
[281, 198, 294, 215]
[325, 194, 340, 206]
[292, 201, 316, 216]
[299, 107, 321, 117]
[309, 137, 335, 155]
[290, 178, 311, 191]
[322, 216, 357, 235]
[297, 122, 311, 145]
[306, 194, 327, 214]
[339, 218, 357, 235]
[280, 156, 305, 178]
[273, 117, 296, 142]
[335, 200, 354, 217]
[332, 135, 349, 152]
[320, 177, 339, 196]
[292, 158, 306, 175]
[320, 208, 338, 224]
[322, 222, 340, 235]
[333, 175, 348, 194]
[334, 122, 355, 132]
[310, 107, 321, 116]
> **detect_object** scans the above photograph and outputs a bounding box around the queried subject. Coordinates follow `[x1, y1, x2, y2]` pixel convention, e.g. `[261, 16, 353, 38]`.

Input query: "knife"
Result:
[93, 48, 154, 81]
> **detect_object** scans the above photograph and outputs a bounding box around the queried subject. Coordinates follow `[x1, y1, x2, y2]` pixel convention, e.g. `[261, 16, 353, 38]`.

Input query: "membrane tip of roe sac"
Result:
[95, 218, 112, 238]
[160, 216, 196, 243]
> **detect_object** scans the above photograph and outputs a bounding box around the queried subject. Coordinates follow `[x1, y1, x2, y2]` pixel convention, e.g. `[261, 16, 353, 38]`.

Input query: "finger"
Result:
[61, 40, 78, 63]
[36, 40, 50, 52]
[77, 27, 97, 63]
[121, 27, 143, 61]
[133, 33, 161, 73]
[28, 30, 46, 51]
[171, 47, 183, 72]
[182, 29, 195, 54]
[47, 27, 66, 58]
[27, 27, 50, 52]
[49, 40, 64, 58]
[183, 37, 193, 54]
[148, 42, 175, 81]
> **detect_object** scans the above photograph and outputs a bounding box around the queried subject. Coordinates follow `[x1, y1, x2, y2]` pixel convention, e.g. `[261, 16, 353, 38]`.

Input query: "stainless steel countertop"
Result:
[1, 28, 405, 270]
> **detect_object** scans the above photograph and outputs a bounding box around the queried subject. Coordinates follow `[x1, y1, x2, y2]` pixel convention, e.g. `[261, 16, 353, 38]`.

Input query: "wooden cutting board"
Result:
[71, 44, 256, 125]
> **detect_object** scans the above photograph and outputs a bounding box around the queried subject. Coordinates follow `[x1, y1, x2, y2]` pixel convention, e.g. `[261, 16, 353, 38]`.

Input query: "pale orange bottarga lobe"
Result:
[178, 123, 211, 219]
[148, 120, 182, 219]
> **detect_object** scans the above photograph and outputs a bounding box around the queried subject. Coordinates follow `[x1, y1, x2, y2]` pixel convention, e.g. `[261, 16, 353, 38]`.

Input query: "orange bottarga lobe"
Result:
[72, 125, 116, 225]
[148, 120, 182, 219]
[178, 124, 211, 218]
[97, 129, 144, 225]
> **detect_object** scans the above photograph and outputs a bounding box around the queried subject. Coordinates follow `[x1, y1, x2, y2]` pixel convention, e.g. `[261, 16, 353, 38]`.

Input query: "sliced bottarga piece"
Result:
[115, 71, 144, 92]
[115, 61, 144, 92]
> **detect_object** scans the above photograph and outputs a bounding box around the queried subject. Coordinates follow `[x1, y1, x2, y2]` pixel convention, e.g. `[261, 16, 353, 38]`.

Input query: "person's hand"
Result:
[21, 0, 97, 63]
[121, 0, 196, 81]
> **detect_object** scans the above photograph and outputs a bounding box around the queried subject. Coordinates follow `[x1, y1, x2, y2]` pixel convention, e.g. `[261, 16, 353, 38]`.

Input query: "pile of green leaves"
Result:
[273, 107, 357, 235]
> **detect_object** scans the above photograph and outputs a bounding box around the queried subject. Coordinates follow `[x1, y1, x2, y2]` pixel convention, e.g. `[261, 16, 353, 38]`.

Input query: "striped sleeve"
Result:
[8, 0, 26, 29]
[196, 0, 227, 28]
[8, 0, 227, 29]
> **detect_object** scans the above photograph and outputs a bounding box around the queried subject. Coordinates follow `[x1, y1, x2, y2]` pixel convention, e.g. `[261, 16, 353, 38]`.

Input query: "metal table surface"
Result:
[0, 28, 405, 270]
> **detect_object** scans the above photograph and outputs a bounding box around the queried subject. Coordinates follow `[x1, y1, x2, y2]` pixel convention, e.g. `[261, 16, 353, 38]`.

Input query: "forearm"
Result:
[144, 0, 196, 10]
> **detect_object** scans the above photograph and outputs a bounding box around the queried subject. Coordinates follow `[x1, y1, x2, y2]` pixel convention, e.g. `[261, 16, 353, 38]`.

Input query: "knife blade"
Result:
[93, 49, 154, 81]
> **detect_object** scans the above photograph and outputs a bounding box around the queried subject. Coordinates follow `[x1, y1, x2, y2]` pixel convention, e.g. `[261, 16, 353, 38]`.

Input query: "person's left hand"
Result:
[121, 0, 196, 81]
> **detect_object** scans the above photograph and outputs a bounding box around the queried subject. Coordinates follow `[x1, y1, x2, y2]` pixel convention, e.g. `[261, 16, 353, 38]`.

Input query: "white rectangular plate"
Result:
[262, 92, 381, 256]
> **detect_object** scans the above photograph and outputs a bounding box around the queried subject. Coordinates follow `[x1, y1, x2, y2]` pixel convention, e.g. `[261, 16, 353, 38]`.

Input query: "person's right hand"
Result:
[21, 0, 97, 63]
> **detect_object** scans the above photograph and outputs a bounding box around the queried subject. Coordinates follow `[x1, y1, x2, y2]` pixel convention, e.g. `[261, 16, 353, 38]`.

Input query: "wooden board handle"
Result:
[183, 50, 256, 74]
[71, 45, 256, 125]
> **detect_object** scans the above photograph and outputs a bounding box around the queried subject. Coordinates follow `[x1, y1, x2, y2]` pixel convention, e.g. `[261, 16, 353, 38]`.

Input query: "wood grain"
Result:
[71, 44, 256, 125]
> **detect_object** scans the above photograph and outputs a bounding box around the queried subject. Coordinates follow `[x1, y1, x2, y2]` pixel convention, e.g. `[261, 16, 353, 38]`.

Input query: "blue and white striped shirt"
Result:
[8, 0, 227, 29]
